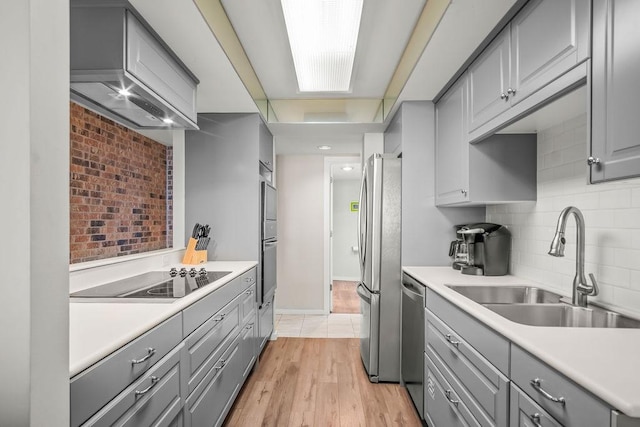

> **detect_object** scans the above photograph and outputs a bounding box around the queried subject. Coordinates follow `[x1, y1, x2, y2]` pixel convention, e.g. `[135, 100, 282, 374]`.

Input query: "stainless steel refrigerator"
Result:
[356, 153, 401, 383]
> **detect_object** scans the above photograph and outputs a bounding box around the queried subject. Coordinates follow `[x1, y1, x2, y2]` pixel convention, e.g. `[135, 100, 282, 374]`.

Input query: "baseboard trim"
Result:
[332, 276, 360, 282]
[275, 308, 328, 315]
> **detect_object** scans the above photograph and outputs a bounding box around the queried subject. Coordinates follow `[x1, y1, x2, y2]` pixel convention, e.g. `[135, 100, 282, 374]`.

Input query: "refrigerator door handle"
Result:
[358, 167, 367, 278]
[356, 283, 371, 304]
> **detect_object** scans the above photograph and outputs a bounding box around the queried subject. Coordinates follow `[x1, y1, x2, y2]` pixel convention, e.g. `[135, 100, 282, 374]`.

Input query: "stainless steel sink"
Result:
[446, 285, 565, 304]
[482, 303, 640, 328]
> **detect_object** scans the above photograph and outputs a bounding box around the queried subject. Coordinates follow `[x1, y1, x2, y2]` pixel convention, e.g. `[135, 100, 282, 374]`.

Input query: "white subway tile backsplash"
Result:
[487, 113, 640, 317]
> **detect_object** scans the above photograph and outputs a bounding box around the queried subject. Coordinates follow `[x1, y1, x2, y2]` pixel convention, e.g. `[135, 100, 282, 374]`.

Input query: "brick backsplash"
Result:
[487, 113, 640, 316]
[69, 102, 172, 263]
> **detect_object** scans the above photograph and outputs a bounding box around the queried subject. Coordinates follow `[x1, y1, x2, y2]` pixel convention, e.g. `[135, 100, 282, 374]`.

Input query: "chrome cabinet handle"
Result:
[214, 313, 226, 322]
[131, 347, 155, 365]
[445, 390, 459, 406]
[214, 359, 226, 370]
[530, 378, 566, 405]
[245, 289, 254, 295]
[500, 92, 508, 100]
[587, 156, 601, 165]
[460, 189, 467, 196]
[445, 334, 461, 347]
[529, 413, 543, 427]
[245, 277, 254, 283]
[507, 87, 516, 96]
[135, 376, 159, 396]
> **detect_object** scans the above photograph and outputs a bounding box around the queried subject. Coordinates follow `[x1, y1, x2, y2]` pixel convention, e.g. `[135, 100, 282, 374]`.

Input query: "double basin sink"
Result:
[446, 285, 640, 328]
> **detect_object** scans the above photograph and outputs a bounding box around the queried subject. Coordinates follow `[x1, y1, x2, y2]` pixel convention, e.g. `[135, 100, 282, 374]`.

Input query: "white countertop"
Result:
[69, 261, 257, 377]
[403, 266, 640, 418]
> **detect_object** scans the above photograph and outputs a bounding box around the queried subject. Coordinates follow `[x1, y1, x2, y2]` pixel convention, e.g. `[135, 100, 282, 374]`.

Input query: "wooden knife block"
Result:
[182, 237, 207, 265]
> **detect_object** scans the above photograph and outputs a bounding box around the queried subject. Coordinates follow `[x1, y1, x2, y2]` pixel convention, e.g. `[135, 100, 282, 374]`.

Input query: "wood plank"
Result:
[332, 281, 360, 314]
[223, 338, 422, 427]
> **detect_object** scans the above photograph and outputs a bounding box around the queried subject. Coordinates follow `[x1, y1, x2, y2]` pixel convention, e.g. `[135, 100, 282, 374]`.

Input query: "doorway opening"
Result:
[324, 157, 361, 314]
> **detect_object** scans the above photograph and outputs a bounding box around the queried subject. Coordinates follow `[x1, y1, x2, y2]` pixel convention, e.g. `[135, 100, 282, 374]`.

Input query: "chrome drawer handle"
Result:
[445, 334, 461, 347]
[444, 390, 459, 406]
[245, 277, 254, 283]
[131, 347, 155, 365]
[214, 313, 226, 322]
[530, 378, 566, 405]
[529, 413, 543, 427]
[214, 359, 226, 370]
[245, 289, 253, 295]
[134, 376, 159, 396]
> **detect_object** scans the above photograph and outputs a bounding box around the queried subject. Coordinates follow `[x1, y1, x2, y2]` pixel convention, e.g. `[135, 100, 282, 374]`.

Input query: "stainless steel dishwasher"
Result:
[401, 273, 425, 420]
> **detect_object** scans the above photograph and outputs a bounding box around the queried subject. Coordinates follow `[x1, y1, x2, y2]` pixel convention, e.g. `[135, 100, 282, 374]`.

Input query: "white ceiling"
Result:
[130, 0, 518, 153]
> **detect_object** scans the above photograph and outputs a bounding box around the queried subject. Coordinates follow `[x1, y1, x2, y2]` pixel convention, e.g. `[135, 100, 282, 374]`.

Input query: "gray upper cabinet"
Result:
[467, 0, 590, 139]
[591, 0, 640, 182]
[510, 0, 590, 106]
[436, 76, 537, 207]
[468, 27, 511, 132]
[259, 121, 274, 172]
[436, 76, 470, 205]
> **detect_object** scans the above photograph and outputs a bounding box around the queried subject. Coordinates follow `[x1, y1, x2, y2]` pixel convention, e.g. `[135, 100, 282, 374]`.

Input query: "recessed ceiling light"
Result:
[342, 166, 354, 171]
[317, 145, 332, 150]
[281, 0, 363, 92]
[118, 88, 132, 97]
[162, 118, 174, 125]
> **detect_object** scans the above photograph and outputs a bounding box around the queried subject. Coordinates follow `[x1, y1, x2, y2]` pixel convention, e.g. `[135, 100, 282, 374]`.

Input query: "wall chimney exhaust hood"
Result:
[70, 0, 199, 130]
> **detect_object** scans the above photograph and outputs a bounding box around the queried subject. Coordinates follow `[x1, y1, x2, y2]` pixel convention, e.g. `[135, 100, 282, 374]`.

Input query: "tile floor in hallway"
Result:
[275, 313, 361, 338]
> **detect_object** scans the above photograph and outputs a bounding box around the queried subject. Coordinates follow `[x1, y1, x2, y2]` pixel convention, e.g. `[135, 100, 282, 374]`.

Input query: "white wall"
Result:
[332, 179, 360, 280]
[487, 113, 640, 317]
[0, 0, 70, 424]
[276, 155, 326, 312]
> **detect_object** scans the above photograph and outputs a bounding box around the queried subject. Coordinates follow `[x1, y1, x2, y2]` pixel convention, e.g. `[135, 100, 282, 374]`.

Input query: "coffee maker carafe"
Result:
[454, 223, 511, 276]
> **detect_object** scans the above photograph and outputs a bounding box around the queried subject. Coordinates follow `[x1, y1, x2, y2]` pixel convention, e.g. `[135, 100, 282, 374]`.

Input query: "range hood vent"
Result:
[70, 0, 199, 130]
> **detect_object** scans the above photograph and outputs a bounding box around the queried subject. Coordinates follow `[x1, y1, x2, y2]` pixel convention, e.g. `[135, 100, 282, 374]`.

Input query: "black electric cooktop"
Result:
[70, 268, 231, 300]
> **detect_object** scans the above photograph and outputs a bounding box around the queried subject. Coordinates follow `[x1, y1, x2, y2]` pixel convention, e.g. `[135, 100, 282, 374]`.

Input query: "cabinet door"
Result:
[591, 0, 640, 182]
[258, 293, 274, 351]
[510, 0, 590, 106]
[240, 317, 257, 381]
[259, 121, 274, 171]
[468, 27, 511, 132]
[435, 76, 470, 206]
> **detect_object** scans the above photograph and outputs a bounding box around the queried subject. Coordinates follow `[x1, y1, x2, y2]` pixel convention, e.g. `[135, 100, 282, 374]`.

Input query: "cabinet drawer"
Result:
[71, 313, 183, 427]
[183, 268, 254, 337]
[427, 289, 509, 374]
[510, 383, 562, 427]
[511, 345, 610, 426]
[427, 310, 509, 426]
[82, 343, 185, 427]
[185, 333, 243, 427]
[240, 283, 256, 326]
[183, 298, 241, 396]
[425, 353, 481, 427]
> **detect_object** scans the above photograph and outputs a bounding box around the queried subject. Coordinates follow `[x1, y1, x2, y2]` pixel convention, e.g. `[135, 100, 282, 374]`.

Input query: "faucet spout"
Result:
[548, 206, 598, 307]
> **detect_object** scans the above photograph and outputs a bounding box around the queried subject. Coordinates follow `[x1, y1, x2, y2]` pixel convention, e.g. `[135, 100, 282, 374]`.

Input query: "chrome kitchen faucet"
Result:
[548, 206, 599, 307]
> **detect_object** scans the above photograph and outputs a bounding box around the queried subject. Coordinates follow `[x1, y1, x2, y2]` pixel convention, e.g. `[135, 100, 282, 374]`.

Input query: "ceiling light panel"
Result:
[281, 0, 363, 93]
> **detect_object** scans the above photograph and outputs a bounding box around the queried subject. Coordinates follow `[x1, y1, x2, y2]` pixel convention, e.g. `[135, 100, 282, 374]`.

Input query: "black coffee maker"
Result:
[453, 223, 511, 276]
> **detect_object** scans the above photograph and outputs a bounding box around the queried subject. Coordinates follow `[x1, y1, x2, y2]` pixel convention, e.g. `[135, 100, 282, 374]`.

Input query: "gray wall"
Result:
[0, 0, 70, 424]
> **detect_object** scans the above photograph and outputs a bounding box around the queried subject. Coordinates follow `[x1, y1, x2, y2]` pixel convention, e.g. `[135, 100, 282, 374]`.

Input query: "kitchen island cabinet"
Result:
[70, 262, 258, 427]
[404, 266, 640, 425]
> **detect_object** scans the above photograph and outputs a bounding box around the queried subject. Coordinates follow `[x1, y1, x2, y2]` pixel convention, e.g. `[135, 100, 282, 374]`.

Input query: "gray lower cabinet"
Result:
[510, 384, 562, 427]
[511, 345, 611, 427]
[258, 291, 275, 351]
[591, 0, 640, 182]
[425, 289, 509, 427]
[72, 267, 259, 427]
[81, 343, 186, 427]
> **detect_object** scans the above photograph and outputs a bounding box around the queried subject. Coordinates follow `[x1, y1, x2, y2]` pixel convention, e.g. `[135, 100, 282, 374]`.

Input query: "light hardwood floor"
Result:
[224, 338, 422, 427]
[332, 280, 360, 314]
